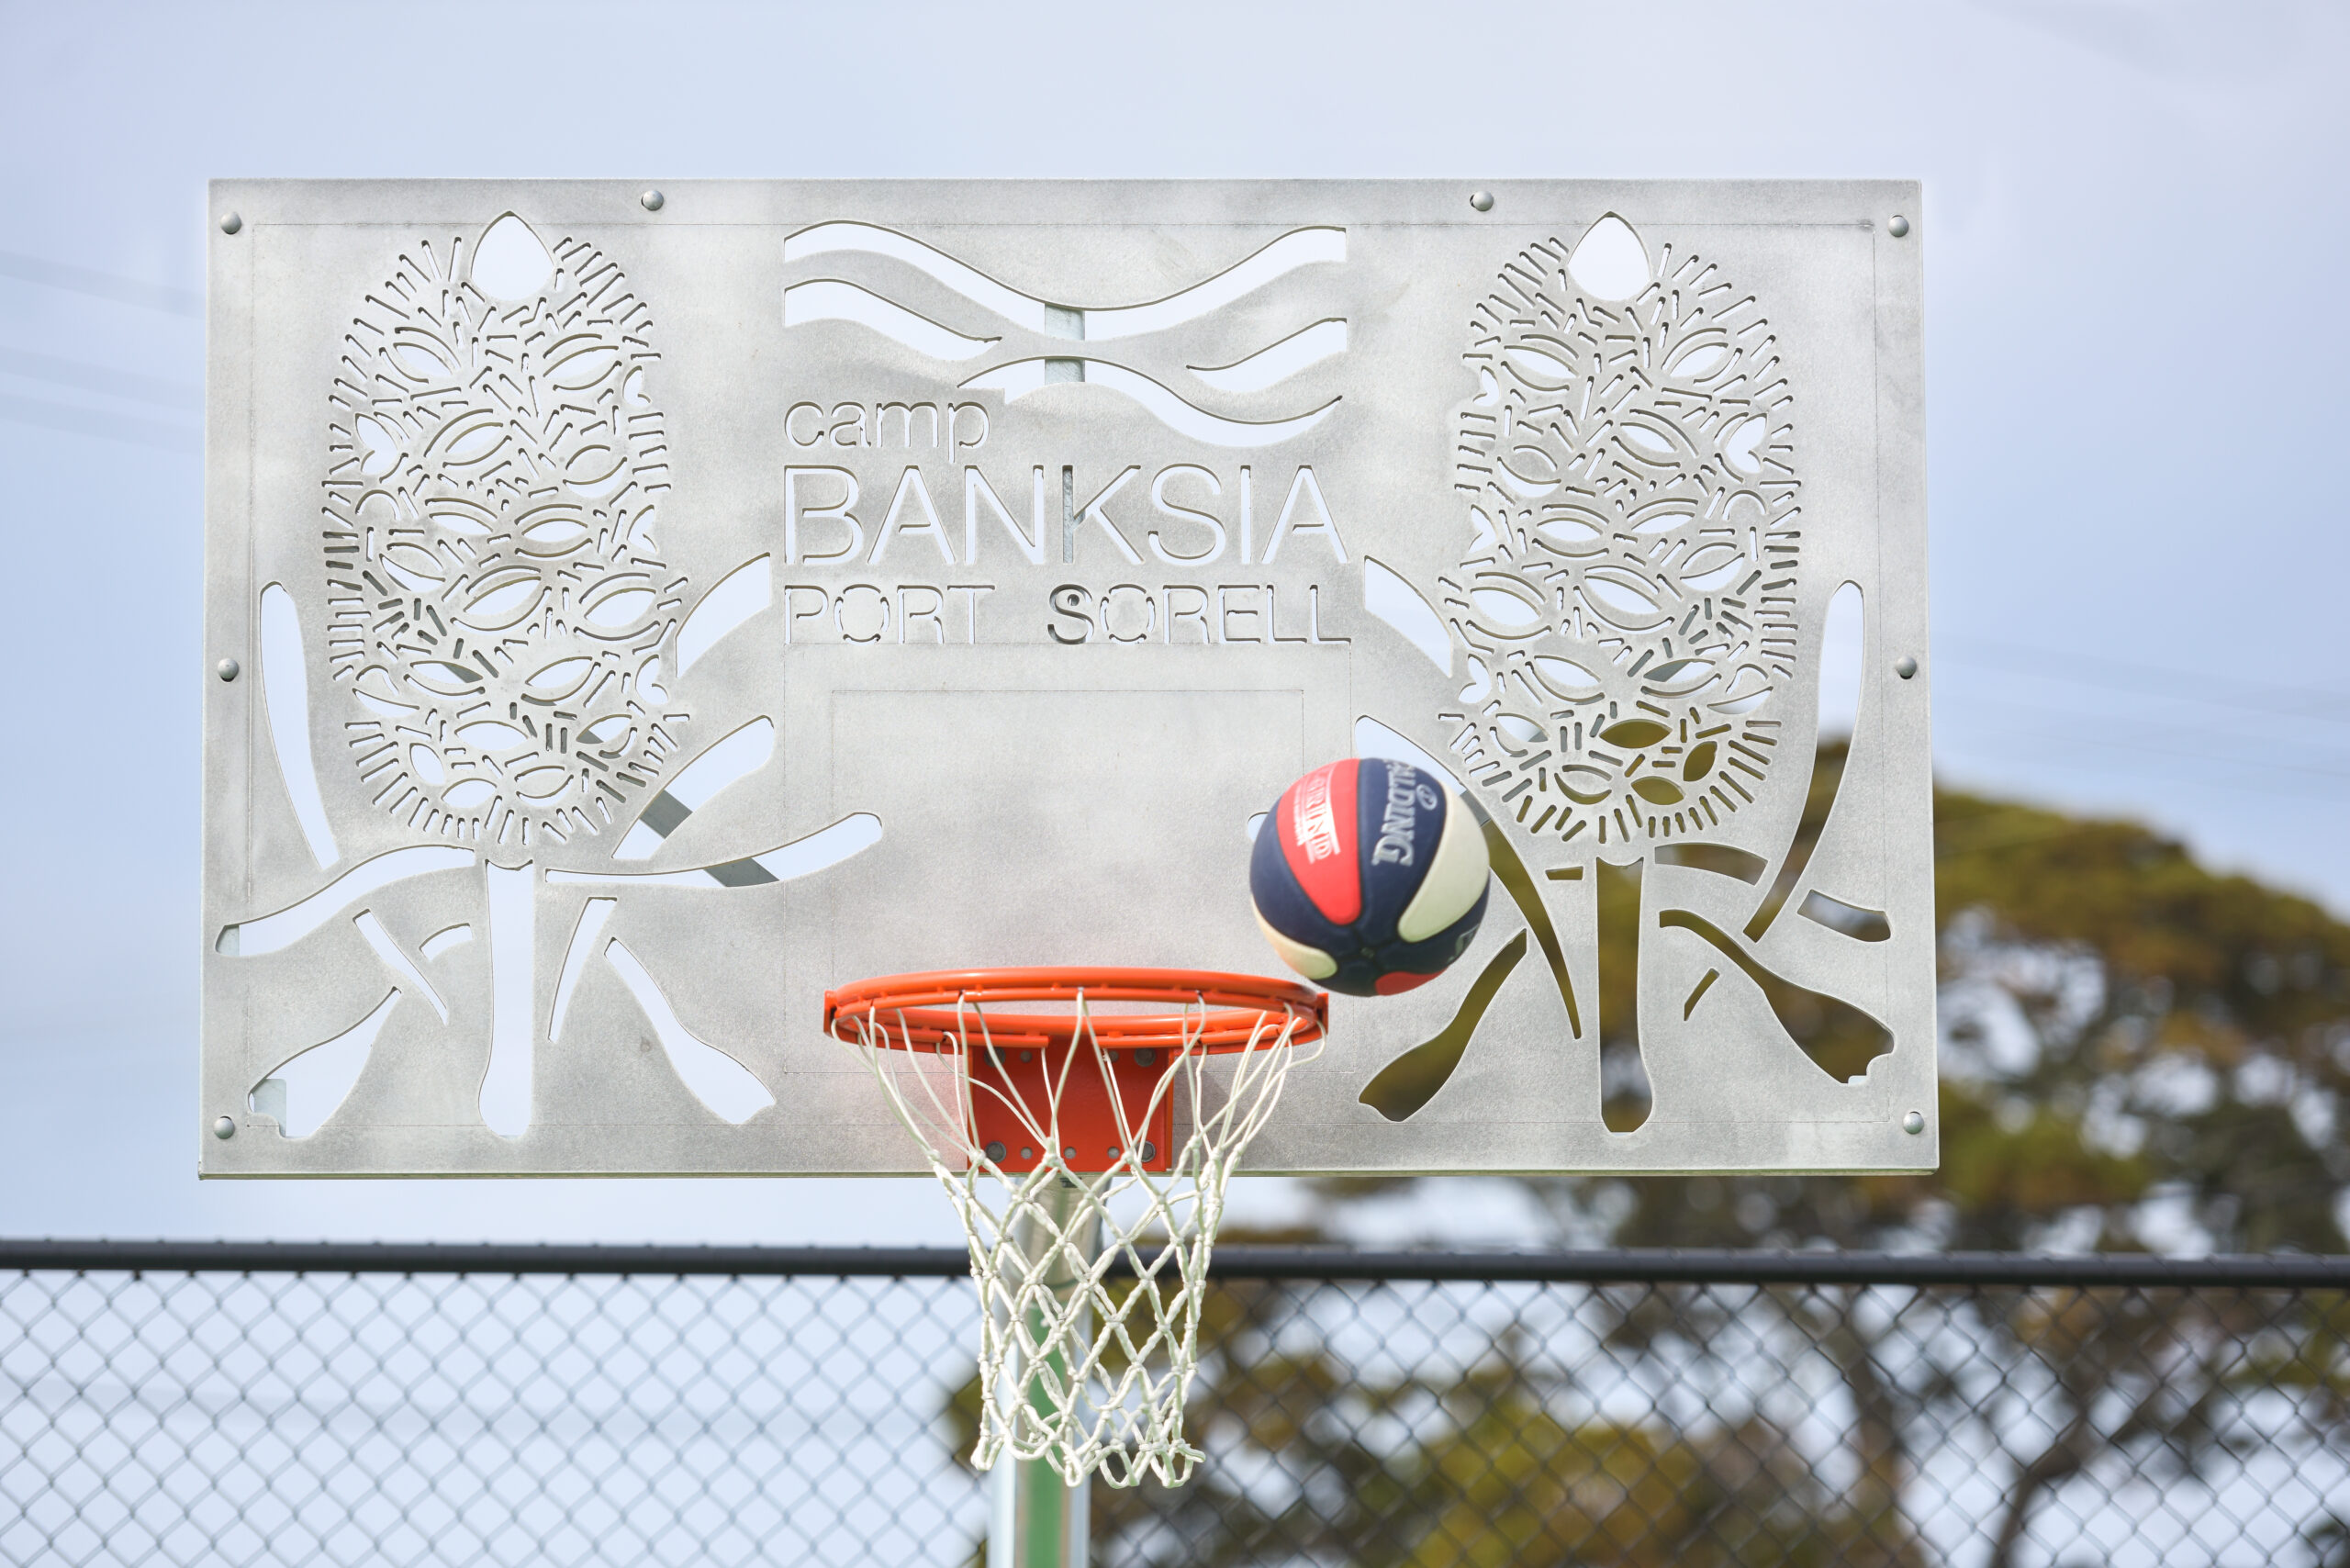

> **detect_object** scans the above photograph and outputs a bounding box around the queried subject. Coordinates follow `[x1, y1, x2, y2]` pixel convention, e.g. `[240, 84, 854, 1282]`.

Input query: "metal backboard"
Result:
[201, 179, 1932, 1176]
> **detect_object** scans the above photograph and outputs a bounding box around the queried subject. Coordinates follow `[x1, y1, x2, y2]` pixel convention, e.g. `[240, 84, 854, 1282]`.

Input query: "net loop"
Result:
[827, 968, 1326, 1488]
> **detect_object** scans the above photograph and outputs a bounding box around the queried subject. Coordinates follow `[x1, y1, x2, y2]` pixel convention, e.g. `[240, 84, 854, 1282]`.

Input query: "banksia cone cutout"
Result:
[1384, 214, 1818, 1134]
[322, 214, 687, 849]
[1442, 214, 1800, 849]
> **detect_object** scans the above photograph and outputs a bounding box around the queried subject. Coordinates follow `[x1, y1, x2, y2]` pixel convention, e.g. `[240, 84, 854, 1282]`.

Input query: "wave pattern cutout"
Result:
[782, 280, 997, 361]
[782, 224, 1347, 447]
[1190, 319, 1348, 394]
[961, 359, 1337, 448]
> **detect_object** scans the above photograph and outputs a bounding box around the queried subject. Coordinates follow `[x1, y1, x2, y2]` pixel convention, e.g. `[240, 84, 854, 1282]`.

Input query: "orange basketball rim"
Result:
[825, 967, 1327, 1179]
[822, 966, 1329, 1054]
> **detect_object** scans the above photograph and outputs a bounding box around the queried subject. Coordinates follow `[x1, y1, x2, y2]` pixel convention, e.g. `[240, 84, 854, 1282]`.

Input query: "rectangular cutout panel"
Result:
[202, 179, 1931, 1175]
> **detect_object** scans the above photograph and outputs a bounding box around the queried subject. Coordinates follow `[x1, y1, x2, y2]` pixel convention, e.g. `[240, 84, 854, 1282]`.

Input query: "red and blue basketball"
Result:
[1249, 758, 1491, 997]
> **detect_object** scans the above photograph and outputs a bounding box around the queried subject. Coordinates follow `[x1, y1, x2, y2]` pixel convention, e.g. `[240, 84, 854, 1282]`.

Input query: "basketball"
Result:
[1249, 758, 1492, 997]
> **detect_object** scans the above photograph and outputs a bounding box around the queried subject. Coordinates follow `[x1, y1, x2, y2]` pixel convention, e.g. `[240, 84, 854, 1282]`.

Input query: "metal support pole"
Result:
[988, 1177, 1092, 1568]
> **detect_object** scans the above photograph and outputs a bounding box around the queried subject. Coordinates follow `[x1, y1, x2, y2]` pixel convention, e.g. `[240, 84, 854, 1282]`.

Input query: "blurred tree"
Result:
[1550, 741, 2350, 1260]
[1328, 745, 2350, 1564]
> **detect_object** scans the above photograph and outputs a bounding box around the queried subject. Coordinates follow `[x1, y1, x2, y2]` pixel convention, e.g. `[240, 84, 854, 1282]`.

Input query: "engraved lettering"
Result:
[1237, 464, 1253, 564]
[965, 465, 1046, 566]
[898, 584, 946, 644]
[785, 402, 824, 447]
[948, 401, 989, 459]
[1064, 466, 1142, 566]
[1217, 584, 1263, 644]
[949, 583, 994, 644]
[1047, 584, 1093, 644]
[1102, 584, 1156, 644]
[1147, 465, 1225, 565]
[835, 583, 890, 644]
[1164, 584, 1211, 644]
[1269, 582, 1310, 644]
[1308, 583, 1349, 644]
[1262, 465, 1348, 565]
[868, 466, 954, 565]
[782, 584, 829, 644]
[784, 466, 862, 565]
[873, 401, 939, 449]
[778, 583, 997, 645]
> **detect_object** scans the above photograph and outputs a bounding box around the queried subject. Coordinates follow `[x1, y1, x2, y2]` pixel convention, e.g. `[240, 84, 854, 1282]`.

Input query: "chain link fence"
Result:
[2, 1242, 2345, 1567]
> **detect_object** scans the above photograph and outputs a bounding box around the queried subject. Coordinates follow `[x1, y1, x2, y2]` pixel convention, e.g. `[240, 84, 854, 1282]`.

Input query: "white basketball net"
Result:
[835, 988, 1320, 1488]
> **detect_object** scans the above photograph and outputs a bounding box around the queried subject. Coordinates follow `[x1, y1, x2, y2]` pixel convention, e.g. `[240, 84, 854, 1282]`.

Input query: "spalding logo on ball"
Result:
[1250, 758, 1492, 997]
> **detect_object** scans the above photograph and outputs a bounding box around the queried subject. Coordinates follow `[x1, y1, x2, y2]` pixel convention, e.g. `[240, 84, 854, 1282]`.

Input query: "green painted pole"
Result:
[988, 1179, 1091, 1568]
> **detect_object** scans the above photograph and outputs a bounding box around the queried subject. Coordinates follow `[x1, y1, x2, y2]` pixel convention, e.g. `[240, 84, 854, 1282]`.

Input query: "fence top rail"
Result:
[2, 1238, 2345, 1288]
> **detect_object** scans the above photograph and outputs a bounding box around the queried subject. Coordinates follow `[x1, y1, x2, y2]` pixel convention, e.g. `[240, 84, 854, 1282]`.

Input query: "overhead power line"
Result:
[1950, 722, 2350, 803]
[1938, 637, 2350, 726]
[0, 347, 200, 410]
[0, 391, 198, 453]
[1953, 695, 2350, 779]
[0, 251, 201, 318]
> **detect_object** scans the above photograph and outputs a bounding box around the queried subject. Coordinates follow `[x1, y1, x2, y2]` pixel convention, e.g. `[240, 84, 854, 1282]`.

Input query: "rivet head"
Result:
[219, 212, 243, 235]
[216, 657, 241, 682]
[1468, 191, 1495, 212]
[1903, 1110, 1925, 1135]
[1887, 214, 1910, 238]
[213, 1115, 237, 1139]
[640, 189, 665, 212]
[1061, 1147, 1078, 1160]
[1141, 1141, 1158, 1163]
[983, 1140, 1007, 1164]
[1895, 655, 1919, 679]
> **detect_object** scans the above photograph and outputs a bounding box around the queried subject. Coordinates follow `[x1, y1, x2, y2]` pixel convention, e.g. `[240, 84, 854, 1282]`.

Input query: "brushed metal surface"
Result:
[202, 180, 1931, 1176]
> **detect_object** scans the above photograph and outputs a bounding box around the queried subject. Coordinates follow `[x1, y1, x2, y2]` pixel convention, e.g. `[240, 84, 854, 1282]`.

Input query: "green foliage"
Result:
[1516, 748, 2350, 1256]
[1400, 1372, 1865, 1568]
[1930, 769, 2350, 1254]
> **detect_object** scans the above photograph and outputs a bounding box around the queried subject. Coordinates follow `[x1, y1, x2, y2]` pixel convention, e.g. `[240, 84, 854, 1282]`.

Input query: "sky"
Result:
[1, 0, 2345, 1246]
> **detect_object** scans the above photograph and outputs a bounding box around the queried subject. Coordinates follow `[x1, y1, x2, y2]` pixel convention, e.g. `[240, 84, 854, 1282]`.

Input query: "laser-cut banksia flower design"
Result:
[1362, 214, 1859, 1137]
[222, 213, 807, 1144]
[321, 215, 688, 851]
[1440, 217, 1800, 849]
